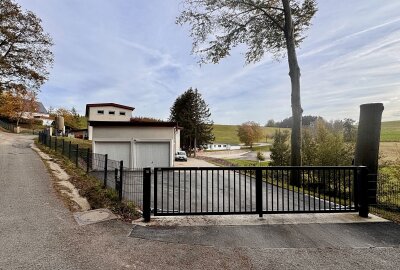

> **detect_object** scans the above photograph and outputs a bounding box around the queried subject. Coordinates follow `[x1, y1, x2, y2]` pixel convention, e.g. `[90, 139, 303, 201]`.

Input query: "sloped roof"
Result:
[89, 120, 179, 128]
[36, 102, 48, 114]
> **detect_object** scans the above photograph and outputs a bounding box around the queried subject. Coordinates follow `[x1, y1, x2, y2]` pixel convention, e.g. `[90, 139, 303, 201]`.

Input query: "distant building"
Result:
[205, 143, 240, 151]
[22, 101, 54, 126]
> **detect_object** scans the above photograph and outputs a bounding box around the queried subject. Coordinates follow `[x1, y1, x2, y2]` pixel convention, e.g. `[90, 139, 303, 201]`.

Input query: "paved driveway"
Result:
[1, 130, 399, 270]
[174, 157, 217, 167]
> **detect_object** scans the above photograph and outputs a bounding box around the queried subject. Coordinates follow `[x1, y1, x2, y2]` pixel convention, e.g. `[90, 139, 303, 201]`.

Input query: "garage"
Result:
[94, 141, 130, 167]
[136, 142, 170, 168]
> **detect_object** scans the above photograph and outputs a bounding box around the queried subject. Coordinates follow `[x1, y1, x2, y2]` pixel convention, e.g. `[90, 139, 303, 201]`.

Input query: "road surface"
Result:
[1, 130, 399, 269]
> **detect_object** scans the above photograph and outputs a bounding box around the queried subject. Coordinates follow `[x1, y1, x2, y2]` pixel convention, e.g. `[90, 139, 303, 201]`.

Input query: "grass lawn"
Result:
[250, 145, 271, 152]
[213, 124, 290, 145]
[53, 136, 92, 149]
[225, 158, 269, 167]
[380, 121, 400, 142]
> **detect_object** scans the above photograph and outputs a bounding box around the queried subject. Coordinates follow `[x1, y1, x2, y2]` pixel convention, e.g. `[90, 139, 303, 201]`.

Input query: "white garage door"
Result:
[95, 142, 130, 167]
[136, 142, 170, 168]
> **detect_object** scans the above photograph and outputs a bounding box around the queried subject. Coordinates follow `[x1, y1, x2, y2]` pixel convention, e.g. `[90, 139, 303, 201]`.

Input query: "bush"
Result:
[257, 151, 265, 161]
[270, 130, 290, 165]
[302, 119, 354, 166]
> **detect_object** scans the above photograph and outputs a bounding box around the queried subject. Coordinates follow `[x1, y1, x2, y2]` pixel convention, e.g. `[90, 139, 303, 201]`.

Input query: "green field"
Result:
[380, 121, 400, 142]
[213, 121, 399, 145]
[213, 124, 290, 145]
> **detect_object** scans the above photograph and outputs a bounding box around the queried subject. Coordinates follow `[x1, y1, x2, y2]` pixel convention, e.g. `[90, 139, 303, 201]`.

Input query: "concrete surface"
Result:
[133, 212, 388, 227]
[130, 222, 400, 249]
[174, 157, 217, 167]
[74, 209, 117, 226]
[1, 130, 400, 270]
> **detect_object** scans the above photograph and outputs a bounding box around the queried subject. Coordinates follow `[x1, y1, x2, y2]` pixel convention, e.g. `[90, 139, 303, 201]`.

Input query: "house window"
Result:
[97, 110, 104, 114]
[109, 111, 115, 115]
[119, 111, 126, 116]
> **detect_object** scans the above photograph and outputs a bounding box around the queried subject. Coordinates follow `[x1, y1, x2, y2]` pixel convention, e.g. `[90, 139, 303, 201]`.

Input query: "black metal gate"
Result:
[142, 166, 368, 220]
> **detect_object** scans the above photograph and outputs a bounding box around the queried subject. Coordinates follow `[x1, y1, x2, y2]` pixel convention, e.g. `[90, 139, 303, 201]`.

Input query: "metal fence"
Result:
[371, 180, 400, 215]
[150, 166, 365, 217]
[0, 119, 40, 134]
[38, 132, 144, 209]
[0, 119, 16, 132]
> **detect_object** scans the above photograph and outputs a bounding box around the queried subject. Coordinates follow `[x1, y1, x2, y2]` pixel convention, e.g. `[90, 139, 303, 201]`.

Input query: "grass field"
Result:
[380, 142, 400, 162]
[213, 124, 290, 145]
[380, 121, 400, 142]
[54, 136, 92, 148]
[225, 159, 269, 167]
[213, 121, 399, 145]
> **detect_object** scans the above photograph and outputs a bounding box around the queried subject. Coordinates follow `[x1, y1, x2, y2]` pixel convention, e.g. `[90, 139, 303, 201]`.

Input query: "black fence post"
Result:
[62, 139, 65, 155]
[119, 160, 123, 201]
[55, 136, 58, 152]
[75, 144, 79, 167]
[154, 168, 158, 216]
[104, 154, 108, 188]
[143, 167, 151, 222]
[114, 168, 119, 194]
[68, 141, 72, 160]
[86, 148, 90, 173]
[256, 168, 263, 218]
[49, 136, 52, 149]
[358, 166, 369, 217]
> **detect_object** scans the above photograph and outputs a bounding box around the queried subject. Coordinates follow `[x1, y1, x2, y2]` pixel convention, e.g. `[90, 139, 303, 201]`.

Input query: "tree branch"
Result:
[238, 0, 285, 32]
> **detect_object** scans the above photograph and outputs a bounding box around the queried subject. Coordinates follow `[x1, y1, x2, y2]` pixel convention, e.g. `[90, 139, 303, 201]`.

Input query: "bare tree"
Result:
[177, 0, 317, 166]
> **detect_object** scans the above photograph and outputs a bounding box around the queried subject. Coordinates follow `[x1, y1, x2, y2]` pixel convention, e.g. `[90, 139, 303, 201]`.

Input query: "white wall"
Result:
[88, 106, 132, 122]
[92, 126, 179, 168]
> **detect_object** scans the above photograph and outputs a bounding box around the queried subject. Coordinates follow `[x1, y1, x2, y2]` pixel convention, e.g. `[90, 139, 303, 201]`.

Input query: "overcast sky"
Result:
[17, 0, 400, 124]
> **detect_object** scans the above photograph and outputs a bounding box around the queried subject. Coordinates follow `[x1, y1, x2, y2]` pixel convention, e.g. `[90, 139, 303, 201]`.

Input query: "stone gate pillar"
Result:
[354, 103, 384, 217]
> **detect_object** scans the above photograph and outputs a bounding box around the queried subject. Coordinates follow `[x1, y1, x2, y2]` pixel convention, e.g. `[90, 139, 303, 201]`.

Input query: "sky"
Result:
[16, 0, 400, 124]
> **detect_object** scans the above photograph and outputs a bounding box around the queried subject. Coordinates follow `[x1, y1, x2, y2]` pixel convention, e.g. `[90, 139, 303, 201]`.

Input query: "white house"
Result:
[22, 101, 54, 126]
[205, 143, 241, 151]
[86, 103, 135, 140]
[86, 103, 181, 168]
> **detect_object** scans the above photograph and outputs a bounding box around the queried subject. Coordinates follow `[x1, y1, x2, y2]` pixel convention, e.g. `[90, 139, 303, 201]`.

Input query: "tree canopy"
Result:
[237, 121, 263, 148]
[177, 0, 316, 64]
[0, 87, 37, 126]
[270, 129, 291, 166]
[177, 0, 317, 166]
[0, 0, 53, 94]
[169, 88, 214, 154]
[50, 107, 87, 130]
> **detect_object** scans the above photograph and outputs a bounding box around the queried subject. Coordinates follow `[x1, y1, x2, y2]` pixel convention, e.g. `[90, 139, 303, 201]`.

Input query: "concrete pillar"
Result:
[354, 103, 384, 216]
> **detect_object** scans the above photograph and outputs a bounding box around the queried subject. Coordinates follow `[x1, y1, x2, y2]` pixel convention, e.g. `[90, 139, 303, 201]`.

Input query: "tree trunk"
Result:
[282, 0, 302, 186]
[194, 135, 197, 157]
[282, 0, 302, 168]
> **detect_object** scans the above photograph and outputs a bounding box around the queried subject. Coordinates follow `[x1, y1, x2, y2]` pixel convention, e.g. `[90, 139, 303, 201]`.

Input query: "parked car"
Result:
[175, 151, 187, 161]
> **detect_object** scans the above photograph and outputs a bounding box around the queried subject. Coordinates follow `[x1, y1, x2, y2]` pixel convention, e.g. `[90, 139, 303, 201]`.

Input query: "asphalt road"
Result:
[1, 130, 400, 269]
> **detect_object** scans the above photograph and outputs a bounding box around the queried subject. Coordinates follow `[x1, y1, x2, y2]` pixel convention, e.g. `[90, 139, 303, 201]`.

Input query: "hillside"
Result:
[213, 121, 399, 144]
[380, 121, 400, 142]
[212, 124, 290, 145]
